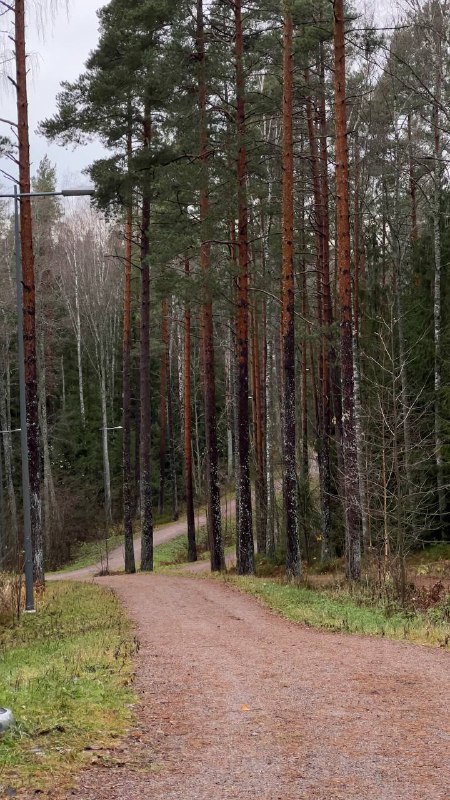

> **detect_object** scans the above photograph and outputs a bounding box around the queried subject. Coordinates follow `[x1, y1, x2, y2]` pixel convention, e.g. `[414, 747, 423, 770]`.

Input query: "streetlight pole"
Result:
[1, 185, 95, 613]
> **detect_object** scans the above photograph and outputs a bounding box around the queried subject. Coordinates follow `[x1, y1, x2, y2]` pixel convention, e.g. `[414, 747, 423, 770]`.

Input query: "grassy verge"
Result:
[220, 574, 450, 648]
[0, 582, 135, 794]
[155, 522, 236, 572]
[53, 533, 124, 573]
[52, 511, 184, 574]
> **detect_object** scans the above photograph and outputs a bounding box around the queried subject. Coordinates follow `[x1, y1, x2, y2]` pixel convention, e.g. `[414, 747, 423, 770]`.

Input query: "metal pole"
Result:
[14, 185, 34, 612]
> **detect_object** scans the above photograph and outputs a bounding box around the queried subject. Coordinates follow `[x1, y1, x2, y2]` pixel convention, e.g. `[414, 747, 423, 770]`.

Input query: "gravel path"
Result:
[52, 499, 237, 582]
[66, 573, 449, 800]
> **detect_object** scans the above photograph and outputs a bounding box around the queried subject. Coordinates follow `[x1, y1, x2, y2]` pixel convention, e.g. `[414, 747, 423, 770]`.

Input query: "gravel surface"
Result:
[59, 573, 449, 800]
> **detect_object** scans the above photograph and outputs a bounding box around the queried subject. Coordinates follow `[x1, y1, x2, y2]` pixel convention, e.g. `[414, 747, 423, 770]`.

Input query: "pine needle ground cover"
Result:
[0, 583, 135, 794]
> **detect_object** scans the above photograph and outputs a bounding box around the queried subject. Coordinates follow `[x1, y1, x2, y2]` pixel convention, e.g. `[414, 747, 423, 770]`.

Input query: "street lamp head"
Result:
[61, 188, 95, 197]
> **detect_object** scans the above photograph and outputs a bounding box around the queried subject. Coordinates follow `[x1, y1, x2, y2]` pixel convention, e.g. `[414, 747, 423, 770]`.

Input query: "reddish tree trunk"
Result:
[333, 0, 362, 580]
[184, 259, 197, 561]
[281, 9, 301, 580]
[140, 114, 154, 572]
[197, 0, 224, 571]
[15, 0, 42, 582]
[234, 0, 254, 575]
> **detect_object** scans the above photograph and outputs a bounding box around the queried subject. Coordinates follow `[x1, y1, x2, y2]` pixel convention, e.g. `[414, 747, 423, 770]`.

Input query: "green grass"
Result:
[52, 511, 185, 574]
[154, 535, 192, 568]
[221, 574, 450, 648]
[53, 533, 124, 573]
[0, 582, 135, 793]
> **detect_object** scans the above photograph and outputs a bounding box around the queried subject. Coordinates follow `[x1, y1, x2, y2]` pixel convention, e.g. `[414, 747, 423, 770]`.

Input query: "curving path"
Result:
[50, 499, 236, 582]
[51, 571, 449, 800]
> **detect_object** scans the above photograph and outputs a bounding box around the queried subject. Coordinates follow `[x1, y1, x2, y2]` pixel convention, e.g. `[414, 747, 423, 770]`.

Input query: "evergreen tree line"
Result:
[1, 0, 450, 591]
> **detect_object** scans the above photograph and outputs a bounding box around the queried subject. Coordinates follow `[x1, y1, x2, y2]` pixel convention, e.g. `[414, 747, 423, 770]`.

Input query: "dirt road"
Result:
[67, 572, 449, 800]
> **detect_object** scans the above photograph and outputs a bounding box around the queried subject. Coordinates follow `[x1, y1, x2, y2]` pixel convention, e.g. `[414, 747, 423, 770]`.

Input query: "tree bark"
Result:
[140, 113, 154, 572]
[432, 36, 445, 534]
[158, 297, 169, 516]
[333, 0, 362, 580]
[281, 7, 302, 580]
[234, 0, 254, 575]
[197, 0, 224, 571]
[184, 259, 197, 561]
[167, 306, 179, 521]
[123, 181, 136, 573]
[15, 0, 43, 582]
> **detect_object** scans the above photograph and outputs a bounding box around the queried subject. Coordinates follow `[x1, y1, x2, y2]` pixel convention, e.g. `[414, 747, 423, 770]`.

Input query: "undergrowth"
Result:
[221, 574, 450, 648]
[0, 582, 135, 794]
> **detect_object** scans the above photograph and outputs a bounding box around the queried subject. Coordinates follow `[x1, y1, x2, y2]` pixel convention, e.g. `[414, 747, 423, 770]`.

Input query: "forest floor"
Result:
[37, 571, 450, 800]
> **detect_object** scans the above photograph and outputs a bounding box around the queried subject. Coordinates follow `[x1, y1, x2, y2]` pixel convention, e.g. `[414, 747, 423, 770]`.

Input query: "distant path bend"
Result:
[64, 572, 448, 800]
[50, 498, 236, 581]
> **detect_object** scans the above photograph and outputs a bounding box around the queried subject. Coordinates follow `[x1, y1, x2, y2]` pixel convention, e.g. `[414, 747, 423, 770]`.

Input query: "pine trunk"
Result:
[281, 8, 301, 580]
[234, 0, 254, 575]
[167, 310, 179, 521]
[123, 191, 136, 573]
[197, 0, 224, 571]
[15, 0, 43, 582]
[140, 114, 154, 572]
[158, 298, 169, 516]
[184, 259, 197, 561]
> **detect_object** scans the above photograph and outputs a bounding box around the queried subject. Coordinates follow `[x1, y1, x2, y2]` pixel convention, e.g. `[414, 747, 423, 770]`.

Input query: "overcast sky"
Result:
[0, 0, 394, 191]
[1, 1, 105, 190]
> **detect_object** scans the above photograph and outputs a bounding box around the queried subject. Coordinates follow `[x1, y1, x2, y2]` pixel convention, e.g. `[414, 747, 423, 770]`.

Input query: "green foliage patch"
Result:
[0, 583, 135, 793]
[223, 575, 450, 648]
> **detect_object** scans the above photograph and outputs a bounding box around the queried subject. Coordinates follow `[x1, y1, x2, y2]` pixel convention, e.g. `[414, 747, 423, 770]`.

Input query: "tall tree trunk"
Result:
[100, 366, 112, 526]
[197, 0, 223, 571]
[305, 70, 332, 566]
[234, 0, 254, 574]
[184, 258, 197, 561]
[433, 47, 445, 533]
[251, 293, 266, 554]
[15, 0, 43, 582]
[123, 181, 136, 573]
[281, 7, 302, 580]
[224, 324, 234, 483]
[333, 0, 362, 580]
[158, 297, 169, 516]
[167, 310, 179, 521]
[353, 132, 369, 552]
[140, 113, 154, 572]
[318, 46, 333, 565]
